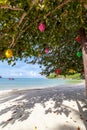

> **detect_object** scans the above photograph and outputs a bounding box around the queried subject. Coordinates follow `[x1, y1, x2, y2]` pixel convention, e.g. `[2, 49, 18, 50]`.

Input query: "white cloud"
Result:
[0, 59, 45, 78]
[0, 61, 43, 78]
[19, 72, 23, 76]
[9, 72, 23, 77]
[7, 69, 41, 78]
[29, 71, 38, 77]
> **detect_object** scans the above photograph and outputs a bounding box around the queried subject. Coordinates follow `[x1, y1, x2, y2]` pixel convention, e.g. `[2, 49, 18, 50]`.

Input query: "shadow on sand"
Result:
[0, 85, 87, 129]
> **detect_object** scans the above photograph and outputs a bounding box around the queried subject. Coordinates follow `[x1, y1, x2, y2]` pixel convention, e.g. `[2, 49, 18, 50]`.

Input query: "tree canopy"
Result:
[0, 0, 87, 77]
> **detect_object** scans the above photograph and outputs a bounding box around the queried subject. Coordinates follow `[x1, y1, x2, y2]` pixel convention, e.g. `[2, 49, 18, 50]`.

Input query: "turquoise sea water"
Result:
[0, 78, 83, 90]
[0, 78, 68, 90]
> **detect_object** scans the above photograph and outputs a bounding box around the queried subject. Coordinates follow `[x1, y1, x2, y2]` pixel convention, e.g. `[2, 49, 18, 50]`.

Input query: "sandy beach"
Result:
[0, 83, 87, 130]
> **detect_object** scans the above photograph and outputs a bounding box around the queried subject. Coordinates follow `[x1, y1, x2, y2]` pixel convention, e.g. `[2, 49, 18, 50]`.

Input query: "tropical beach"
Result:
[0, 81, 87, 130]
[0, 0, 87, 130]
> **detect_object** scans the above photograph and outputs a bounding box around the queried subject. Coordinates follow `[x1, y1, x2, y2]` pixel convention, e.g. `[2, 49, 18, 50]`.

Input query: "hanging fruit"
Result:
[22, 48, 26, 51]
[55, 68, 61, 75]
[44, 48, 49, 53]
[38, 23, 45, 32]
[76, 51, 82, 57]
[76, 36, 81, 43]
[69, 69, 75, 73]
[5, 49, 13, 58]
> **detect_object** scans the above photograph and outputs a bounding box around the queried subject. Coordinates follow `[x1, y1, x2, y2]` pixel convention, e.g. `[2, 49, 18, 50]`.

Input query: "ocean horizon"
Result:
[0, 78, 83, 91]
[0, 78, 65, 90]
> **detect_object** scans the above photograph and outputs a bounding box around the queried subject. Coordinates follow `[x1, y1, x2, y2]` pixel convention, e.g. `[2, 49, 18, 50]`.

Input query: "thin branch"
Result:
[0, 5, 26, 48]
[10, 20, 28, 48]
[16, 12, 27, 28]
[10, 0, 72, 47]
[25, 0, 72, 33]
[0, 34, 8, 41]
[0, 5, 23, 11]
[46, 0, 72, 17]
[15, 20, 28, 41]
[10, 12, 27, 48]
[10, 36, 15, 48]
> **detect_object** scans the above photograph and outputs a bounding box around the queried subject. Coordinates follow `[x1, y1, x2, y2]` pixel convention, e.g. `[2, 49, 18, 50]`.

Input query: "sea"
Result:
[0, 78, 83, 90]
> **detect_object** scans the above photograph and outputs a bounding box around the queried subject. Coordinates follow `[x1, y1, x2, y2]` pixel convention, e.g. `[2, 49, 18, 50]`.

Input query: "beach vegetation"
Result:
[47, 73, 84, 80]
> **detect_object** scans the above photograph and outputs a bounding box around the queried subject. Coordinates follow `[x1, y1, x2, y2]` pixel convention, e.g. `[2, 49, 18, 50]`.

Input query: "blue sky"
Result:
[0, 60, 44, 78]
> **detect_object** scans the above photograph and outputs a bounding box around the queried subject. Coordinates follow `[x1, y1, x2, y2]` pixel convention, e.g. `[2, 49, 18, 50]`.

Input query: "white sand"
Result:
[0, 83, 87, 130]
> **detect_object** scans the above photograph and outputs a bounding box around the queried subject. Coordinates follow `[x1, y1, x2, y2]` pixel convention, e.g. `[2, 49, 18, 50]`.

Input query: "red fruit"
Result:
[44, 48, 49, 53]
[38, 23, 45, 32]
[55, 69, 61, 75]
[76, 36, 81, 43]
[22, 48, 26, 51]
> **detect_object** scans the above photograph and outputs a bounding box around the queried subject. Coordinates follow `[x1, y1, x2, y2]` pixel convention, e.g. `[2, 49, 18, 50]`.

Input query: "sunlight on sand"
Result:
[0, 83, 87, 130]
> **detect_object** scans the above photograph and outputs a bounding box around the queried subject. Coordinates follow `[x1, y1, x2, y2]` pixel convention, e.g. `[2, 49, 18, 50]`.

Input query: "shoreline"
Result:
[0, 80, 85, 92]
[0, 81, 85, 99]
[0, 78, 85, 91]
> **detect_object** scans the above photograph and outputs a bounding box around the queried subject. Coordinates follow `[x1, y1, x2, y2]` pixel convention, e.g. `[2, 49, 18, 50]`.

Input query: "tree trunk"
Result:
[79, 28, 87, 96]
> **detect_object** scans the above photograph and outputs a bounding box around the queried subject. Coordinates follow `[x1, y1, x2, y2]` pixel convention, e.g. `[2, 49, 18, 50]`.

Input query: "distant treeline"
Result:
[47, 73, 84, 80]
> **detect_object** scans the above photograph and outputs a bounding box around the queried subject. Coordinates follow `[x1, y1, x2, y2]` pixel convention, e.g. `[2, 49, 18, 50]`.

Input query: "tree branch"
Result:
[10, 0, 72, 48]
[0, 5, 23, 11]
[46, 0, 72, 17]
[16, 12, 27, 28]
[25, 0, 72, 32]
[0, 34, 8, 41]
[79, 28, 86, 38]
[10, 20, 28, 48]
[10, 12, 27, 48]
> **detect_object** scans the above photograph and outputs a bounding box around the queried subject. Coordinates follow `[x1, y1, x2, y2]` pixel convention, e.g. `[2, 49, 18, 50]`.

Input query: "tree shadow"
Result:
[0, 85, 87, 129]
[54, 124, 79, 130]
[76, 99, 87, 130]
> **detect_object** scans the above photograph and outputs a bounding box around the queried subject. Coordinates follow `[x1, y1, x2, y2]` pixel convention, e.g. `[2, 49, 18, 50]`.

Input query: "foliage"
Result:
[48, 73, 83, 80]
[0, 0, 87, 76]
[47, 73, 56, 78]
